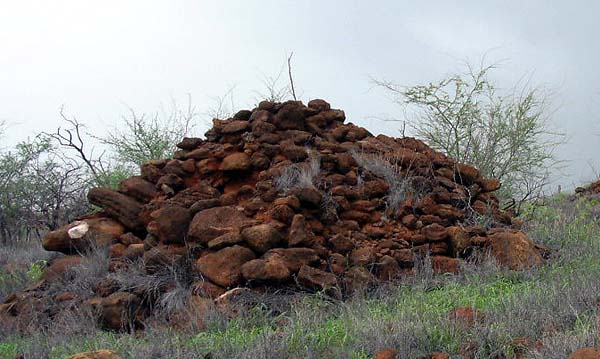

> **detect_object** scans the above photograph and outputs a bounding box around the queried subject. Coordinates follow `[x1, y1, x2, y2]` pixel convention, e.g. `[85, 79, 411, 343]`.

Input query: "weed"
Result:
[274, 153, 320, 193]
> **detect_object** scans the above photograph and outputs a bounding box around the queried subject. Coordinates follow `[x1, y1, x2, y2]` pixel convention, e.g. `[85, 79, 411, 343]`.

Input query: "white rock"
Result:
[68, 221, 89, 239]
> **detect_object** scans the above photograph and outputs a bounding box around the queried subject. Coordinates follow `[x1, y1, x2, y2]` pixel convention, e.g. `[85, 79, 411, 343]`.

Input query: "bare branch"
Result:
[287, 52, 297, 101]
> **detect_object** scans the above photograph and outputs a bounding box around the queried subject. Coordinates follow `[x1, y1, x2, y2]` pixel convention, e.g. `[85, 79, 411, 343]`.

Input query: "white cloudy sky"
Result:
[1, 1, 599, 188]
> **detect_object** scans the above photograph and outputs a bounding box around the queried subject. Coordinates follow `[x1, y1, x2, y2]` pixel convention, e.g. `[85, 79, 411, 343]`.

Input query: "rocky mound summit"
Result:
[2, 99, 547, 330]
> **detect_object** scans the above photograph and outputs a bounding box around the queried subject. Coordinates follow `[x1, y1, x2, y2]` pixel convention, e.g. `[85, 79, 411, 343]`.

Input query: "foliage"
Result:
[375, 65, 565, 210]
[274, 154, 320, 193]
[0, 135, 90, 242]
[98, 97, 197, 169]
[351, 149, 420, 212]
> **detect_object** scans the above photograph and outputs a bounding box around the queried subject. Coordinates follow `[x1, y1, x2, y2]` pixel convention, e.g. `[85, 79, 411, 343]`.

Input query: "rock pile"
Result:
[2, 99, 546, 330]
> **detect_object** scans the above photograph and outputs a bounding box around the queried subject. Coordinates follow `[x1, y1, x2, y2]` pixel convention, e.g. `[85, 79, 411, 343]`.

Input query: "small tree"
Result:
[375, 65, 564, 211]
[99, 96, 198, 169]
[49, 98, 198, 189]
[0, 136, 90, 242]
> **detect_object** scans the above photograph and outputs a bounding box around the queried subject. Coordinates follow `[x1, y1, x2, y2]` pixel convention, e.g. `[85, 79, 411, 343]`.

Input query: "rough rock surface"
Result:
[65, 350, 121, 359]
[3, 99, 547, 330]
[569, 347, 600, 359]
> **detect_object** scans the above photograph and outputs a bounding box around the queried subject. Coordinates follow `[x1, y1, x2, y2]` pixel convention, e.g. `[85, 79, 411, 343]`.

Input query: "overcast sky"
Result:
[1, 1, 599, 189]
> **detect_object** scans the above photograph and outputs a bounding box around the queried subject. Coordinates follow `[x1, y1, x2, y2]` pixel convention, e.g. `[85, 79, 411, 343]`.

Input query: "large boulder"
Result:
[98, 292, 142, 331]
[188, 206, 253, 244]
[146, 205, 192, 244]
[241, 257, 291, 282]
[486, 230, 544, 270]
[43, 218, 125, 254]
[117, 176, 158, 203]
[196, 245, 256, 287]
[220, 152, 251, 171]
[42, 255, 83, 282]
[569, 348, 600, 359]
[262, 248, 320, 273]
[241, 224, 283, 254]
[297, 265, 339, 297]
[87, 188, 144, 231]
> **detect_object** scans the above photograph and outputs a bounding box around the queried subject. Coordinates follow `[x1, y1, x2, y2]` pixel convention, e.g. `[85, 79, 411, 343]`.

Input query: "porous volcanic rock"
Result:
[65, 350, 121, 359]
[569, 347, 600, 359]
[5, 98, 547, 330]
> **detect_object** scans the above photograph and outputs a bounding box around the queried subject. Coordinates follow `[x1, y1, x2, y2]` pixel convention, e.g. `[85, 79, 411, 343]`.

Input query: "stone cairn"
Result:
[1, 99, 547, 330]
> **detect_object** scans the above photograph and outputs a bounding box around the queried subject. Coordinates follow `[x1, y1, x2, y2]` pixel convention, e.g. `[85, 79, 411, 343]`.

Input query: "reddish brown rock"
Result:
[241, 224, 283, 254]
[188, 206, 252, 244]
[196, 245, 256, 287]
[486, 230, 544, 270]
[87, 188, 144, 231]
[118, 176, 158, 203]
[99, 292, 142, 330]
[147, 205, 192, 244]
[220, 152, 251, 171]
[109, 243, 126, 259]
[421, 223, 448, 241]
[428, 353, 450, 359]
[431, 256, 460, 274]
[480, 178, 501, 192]
[7, 99, 544, 330]
[143, 245, 187, 273]
[273, 102, 306, 130]
[569, 347, 600, 359]
[328, 234, 355, 254]
[263, 248, 320, 273]
[376, 255, 401, 280]
[343, 266, 375, 293]
[43, 218, 125, 254]
[307, 99, 331, 112]
[448, 306, 485, 328]
[241, 257, 291, 282]
[207, 231, 243, 250]
[288, 214, 313, 246]
[66, 350, 121, 359]
[374, 348, 398, 359]
[42, 256, 82, 282]
[349, 247, 376, 266]
[298, 265, 339, 296]
[191, 280, 226, 299]
[329, 253, 348, 275]
[122, 243, 145, 260]
[220, 120, 249, 134]
[290, 186, 322, 206]
[455, 163, 480, 184]
[270, 204, 295, 224]
[447, 226, 471, 257]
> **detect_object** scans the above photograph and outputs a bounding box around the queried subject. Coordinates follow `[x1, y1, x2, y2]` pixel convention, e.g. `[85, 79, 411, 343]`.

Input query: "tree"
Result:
[48, 98, 198, 189]
[99, 96, 198, 169]
[375, 65, 564, 211]
[0, 136, 90, 242]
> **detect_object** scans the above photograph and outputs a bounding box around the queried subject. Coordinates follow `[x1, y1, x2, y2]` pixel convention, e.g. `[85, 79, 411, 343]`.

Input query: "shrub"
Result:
[0, 135, 90, 242]
[351, 149, 419, 212]
[274, 153, 321, 193]
[99, 97, 198, 169]
[375, 64, 565, 212]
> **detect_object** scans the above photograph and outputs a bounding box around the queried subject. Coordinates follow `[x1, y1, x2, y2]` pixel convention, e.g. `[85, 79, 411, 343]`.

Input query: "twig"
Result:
[287, 52, 297, 101]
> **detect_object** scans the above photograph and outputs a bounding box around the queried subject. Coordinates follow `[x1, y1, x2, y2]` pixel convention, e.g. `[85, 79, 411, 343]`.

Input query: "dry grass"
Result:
[274, 153, 320, 193]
